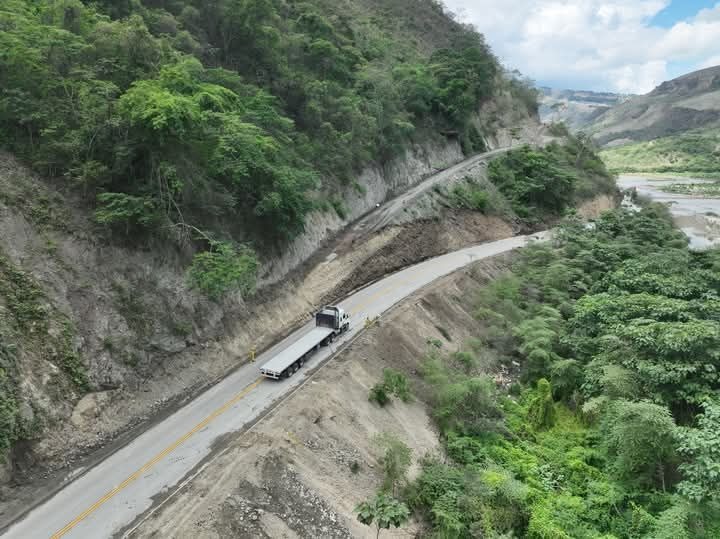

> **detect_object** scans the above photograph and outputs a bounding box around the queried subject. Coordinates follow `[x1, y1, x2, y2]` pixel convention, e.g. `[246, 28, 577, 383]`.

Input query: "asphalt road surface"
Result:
[4, 231, 549, 539]
[356, 146, 512, 233]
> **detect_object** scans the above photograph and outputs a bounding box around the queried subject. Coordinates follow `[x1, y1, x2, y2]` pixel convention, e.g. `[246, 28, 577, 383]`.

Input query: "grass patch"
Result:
[600, 128, 720, 176]
[659, 181, 720, 197]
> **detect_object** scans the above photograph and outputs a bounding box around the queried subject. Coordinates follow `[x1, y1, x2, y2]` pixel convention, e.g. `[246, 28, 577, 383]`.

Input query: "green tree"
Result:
[602, 400, 677, 489]
[426, 367, 503, 436]
[528, 378, 556, 430]
[676, 399, 720, 502]
[188, 241, 258, 300]
[374, 432, 412, 496]
[368, 368, 412, 406]
[355, 492, 410, 539]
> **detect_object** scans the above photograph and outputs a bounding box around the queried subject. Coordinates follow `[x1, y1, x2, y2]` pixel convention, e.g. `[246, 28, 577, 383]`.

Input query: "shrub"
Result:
[369, 368, 412, 406]
[188, 241, 258, 300]
[528, 378, 556, 430]
[355, 493, 409, 537]
[330, 198, 348, 220]
[374, 432, 412, 494]
[369, 383, 391, 407]
[94, 193, 159, 234]
[449, 181, 489, 211]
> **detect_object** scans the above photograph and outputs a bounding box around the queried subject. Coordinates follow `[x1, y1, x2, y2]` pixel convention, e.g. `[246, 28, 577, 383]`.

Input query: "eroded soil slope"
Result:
[130, 254, 515, 538]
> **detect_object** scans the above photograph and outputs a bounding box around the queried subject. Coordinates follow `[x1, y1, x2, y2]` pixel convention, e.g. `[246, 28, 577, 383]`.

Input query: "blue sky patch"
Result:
[650, 0, 717, 28]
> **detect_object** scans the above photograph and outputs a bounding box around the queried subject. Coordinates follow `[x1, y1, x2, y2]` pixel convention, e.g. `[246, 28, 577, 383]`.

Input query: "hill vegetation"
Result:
[599, 128, 720, 177]
[489, 136, 616, 221]
[0, 0, 525, 290]
[404, 206, 720, 537]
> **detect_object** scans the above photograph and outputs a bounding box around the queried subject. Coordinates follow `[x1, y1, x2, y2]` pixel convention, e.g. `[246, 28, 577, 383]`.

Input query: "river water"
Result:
[617, 175, 720, 249]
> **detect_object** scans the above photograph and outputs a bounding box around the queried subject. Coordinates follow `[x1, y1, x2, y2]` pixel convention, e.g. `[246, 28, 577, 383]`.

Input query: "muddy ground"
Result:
[129, 253, 516, 539]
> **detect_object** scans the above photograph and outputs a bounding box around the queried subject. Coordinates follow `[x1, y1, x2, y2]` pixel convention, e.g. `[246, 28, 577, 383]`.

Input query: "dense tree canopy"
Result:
[407, 204, 720, 538]
[0, 0, 507, 254]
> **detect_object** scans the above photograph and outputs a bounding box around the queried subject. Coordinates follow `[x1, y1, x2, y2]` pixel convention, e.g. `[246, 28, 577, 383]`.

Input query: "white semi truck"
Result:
[259, 306, 350, 380]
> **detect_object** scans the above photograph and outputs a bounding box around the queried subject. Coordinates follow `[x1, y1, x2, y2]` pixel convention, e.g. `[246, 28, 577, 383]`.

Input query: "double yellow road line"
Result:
[51, 378, 263, 538]
[52, 278, 409, 538]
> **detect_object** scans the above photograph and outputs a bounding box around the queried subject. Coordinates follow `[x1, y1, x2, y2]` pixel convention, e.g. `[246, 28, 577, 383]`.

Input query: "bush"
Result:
[188, 241, 258, 300]
[330, 198, 348, 220]
[94, 193, 160, 234]
[528, 378, 556, 430]
[369, 368, 412, 406]
[448, 181, 489, 211]
[369, 383, 391, 407]
[374, 432, 412, 494]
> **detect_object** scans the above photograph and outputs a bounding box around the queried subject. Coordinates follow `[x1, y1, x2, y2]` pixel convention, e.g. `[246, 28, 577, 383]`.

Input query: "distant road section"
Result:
[4, 232, 550, 539]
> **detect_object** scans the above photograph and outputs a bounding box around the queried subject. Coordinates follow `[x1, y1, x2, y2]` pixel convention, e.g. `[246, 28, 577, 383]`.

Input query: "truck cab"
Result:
[315, 306, 350, 333]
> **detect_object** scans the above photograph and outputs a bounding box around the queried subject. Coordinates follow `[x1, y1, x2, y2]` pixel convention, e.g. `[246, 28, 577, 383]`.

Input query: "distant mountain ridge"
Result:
[539, 87, 630, 130]
[586, 65, 720, 147]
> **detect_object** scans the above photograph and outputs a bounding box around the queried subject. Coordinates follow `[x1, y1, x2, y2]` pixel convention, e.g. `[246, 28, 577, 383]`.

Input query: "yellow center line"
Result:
[51, 377, 264, 539]
[54, 280, 401, 538]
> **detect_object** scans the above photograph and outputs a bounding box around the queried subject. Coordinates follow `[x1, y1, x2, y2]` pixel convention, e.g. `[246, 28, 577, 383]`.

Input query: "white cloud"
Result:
[444, 0, 720, 93]
[700, 55, 720, 69]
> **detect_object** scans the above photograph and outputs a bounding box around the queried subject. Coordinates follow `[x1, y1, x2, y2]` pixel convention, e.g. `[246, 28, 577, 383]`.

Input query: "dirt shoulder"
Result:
[128, 253, 515, 539]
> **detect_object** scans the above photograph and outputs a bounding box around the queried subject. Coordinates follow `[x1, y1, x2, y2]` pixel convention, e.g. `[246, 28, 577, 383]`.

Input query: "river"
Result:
[617, 175, 720, 249]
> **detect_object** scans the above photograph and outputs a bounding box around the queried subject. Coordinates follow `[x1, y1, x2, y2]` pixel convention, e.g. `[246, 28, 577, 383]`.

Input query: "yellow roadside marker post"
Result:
[249, 345, 256, 363]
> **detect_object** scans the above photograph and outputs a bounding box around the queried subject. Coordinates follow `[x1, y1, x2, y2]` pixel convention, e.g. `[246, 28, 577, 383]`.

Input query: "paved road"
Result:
[4, 231, 549, 539]
[356, 147, 512, 234]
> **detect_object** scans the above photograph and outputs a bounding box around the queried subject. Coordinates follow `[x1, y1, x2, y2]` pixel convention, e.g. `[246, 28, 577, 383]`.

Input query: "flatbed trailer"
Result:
[260, 306, 349, 380]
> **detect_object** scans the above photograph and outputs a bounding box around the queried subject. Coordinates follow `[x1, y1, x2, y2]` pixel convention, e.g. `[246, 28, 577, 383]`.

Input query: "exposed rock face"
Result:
[538, 87, 629, 130]
[259, 137, 464, 285]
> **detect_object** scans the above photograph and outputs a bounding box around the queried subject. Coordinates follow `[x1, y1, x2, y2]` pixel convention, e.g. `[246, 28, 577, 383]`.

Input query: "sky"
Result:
[443, 0, 720, 94]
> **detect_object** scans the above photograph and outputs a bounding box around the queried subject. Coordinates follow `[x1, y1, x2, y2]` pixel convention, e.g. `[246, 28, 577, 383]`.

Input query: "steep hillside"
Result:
[539, 87, 629, 130]
[0, 124, 620, 521]
[0, 0, 620, 523]
[0, 0, 529, 255]
[587, 65, 720, 147]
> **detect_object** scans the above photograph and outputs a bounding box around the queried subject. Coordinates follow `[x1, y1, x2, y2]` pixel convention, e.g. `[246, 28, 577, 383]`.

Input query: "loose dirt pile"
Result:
[129, 254, 514, 539]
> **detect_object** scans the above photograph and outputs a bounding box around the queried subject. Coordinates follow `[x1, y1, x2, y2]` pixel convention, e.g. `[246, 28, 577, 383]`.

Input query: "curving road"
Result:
[355, 147, 512, 234]
[4, 230, 549, 539]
